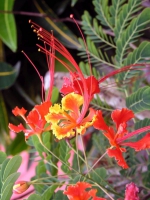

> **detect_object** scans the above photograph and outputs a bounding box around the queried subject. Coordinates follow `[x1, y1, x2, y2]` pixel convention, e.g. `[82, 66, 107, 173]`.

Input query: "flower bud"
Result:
[13, 181, 30, 194]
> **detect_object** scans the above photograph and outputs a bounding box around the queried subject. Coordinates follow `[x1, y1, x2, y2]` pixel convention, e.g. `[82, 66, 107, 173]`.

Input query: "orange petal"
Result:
[122, 133, 150, 151]
[35, 101, 51, 120]
[111, 108, 134, 129]
[107, 148, 129, 169]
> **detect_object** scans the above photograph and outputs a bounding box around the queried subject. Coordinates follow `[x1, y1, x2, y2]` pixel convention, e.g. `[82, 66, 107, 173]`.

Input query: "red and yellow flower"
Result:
[64, 182, 106, 200]
[94, 108, 150, 168]
[45, 93, 97, 140]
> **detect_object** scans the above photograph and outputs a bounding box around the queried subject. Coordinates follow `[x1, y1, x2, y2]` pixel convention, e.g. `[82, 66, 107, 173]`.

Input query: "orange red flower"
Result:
[93, 108, 150, 168]
[9, 101, 51, 140]
[45, 93, 97, 140]
[63, 182, 106, 200]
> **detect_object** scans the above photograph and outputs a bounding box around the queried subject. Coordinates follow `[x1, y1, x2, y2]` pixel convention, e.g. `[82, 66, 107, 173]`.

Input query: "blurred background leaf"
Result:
[0, 0, 17, 52]
[0, 62, 20, 90]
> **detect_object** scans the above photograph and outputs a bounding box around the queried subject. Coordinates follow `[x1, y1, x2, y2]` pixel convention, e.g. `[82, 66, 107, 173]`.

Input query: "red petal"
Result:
[12, 107, 27, 117]
[122, 133, 150, 151]
[85, 76, 100, 96]
[9, 123, 25, 133]
[73, 76, 100, 99]
[107, 148, 129, 169]
[93, 110, 109, 132]
[64, 182, 93, 200]
[64, 182, 105, 200]
[27, 109, 39, 125]
[111, 108, 134, 129]
[60, 77, 74, 95]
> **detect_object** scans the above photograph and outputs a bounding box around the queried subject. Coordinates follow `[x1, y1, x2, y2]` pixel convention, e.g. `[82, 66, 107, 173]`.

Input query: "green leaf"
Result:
[90, 167, 107, 185]
[116, 8, 150, 66]
[71, 0, 78, 7]
[1, 183, 14, 200]
[1, 172, 20, 193]
[3, 155, 22, 180]
[126, 86, 150, 113]
[59, 140, 71, 173]
[124, 42, 150, 65]
[53, 190, 68, 200]
[0, 151, 7, 164]
[51, 87, 59, 104]
[36, 161, 47, 178]
[90, 167, 108, 196]
[0, 158, 10, 181]
[27, 194, 41, 200]
[93, 0, 113, 30]
[6, 132, 28, 155]
[109, 0, 126, 27]
[118, 42, 150, 82]
[0, 0, 17, 52]
[0, 92, 9, 137]
[31, 135, 44, 158]
[81, 11, 115, 48]
[78, 37, 115, 67]
[114, 0, 142, 41]
[135, 118, 150, 139]
[0, 62, 19, 89]
[42, 185, 58, 200]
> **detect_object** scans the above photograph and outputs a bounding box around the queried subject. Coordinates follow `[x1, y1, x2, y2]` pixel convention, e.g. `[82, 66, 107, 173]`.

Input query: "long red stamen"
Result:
[117, 125, 150, 144]
[98, 63, 147, 84]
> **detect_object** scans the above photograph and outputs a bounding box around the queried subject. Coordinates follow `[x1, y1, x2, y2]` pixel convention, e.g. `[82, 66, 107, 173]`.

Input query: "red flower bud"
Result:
[125, 182, 140, 200]
[13, 181, 30, 194]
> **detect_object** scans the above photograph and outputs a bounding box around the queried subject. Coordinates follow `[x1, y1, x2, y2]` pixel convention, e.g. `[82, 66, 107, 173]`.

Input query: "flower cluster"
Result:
[9, 22, 150, 199]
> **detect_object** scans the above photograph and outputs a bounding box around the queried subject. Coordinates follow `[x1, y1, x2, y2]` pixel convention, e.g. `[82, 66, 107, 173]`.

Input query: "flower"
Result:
[63, 182, 106, 200]
[9, 101, 51, 140]
[93, 108, 150, 168]
[45, 93, 97, 140]
[124, 182, 140, 200]
[13, 181, 30, 194]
